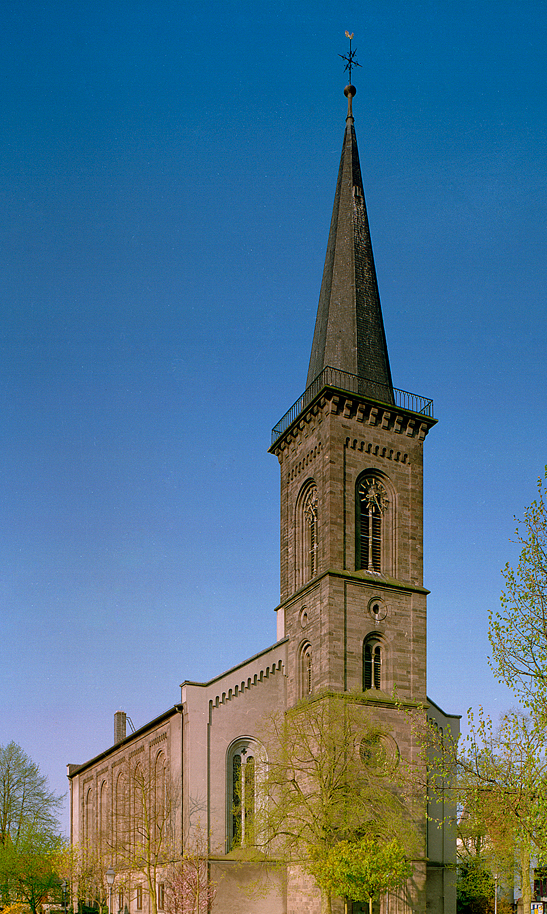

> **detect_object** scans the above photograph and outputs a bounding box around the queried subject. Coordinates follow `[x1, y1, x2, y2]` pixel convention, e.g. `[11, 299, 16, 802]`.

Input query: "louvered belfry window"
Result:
[358, 477, 388, 572]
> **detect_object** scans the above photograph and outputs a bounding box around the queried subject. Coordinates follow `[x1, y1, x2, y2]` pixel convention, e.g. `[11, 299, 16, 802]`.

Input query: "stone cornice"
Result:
[275, 567, 429, 611]
[270, 386, 436, 457]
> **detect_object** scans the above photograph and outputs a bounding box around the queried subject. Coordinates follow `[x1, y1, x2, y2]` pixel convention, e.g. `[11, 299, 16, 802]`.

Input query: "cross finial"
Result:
[339, 31, 362, 84]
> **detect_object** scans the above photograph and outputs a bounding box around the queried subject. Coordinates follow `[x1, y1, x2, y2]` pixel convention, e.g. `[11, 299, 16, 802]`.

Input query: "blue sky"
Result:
[1, 1, 546, 832]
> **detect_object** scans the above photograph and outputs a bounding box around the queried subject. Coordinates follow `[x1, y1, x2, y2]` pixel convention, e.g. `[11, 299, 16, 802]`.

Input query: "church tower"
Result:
[270, 82, 436, 719]
[67, 72, 457, 914]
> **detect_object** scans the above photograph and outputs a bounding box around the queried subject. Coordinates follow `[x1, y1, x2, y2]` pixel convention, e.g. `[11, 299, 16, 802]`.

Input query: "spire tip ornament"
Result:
[339, 31, 361, 119]
[339, 30, 362, 85]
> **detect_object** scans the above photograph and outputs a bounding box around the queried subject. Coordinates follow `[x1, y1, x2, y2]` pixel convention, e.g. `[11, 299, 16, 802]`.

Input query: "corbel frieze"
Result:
[345, 437, 409, 464]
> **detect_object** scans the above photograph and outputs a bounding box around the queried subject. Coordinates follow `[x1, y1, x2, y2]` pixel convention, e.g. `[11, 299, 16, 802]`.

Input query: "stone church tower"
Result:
[68, 81, 458, 914]
[271, 83, 434, 713]
[269, 82, 452, 912]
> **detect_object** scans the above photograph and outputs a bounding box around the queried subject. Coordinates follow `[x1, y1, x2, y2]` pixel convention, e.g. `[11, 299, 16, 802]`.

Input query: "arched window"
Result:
[99, 780, 108, 849]
[115, 771, 127, 855]
[132, 764, 144, 853]
[303, 485, 318, 578]
[299, 641, 313, 698]
[356, 474, 390, 573]
[363, 636, 383, 691]
[84, 787, 93, 849]
[227, 738, 264, 851]
[154, 751, 167, 825]
[296, 480, 319, 587]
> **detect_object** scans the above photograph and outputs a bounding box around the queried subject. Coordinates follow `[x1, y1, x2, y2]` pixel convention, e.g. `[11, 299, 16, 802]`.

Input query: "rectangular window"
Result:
[118, 892, 124, 913]
[157, 883, 165, 911]
[136, 887, 142, 911]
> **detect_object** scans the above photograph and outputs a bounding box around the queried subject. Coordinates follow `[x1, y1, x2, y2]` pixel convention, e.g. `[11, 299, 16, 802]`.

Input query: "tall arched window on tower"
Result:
[356, 474, 389, 573]
[296, 480, 319, 587]
[304, 485, 318, 578]
[363, 635, 384, 691]
[227, 739, 264, 850]
[299, 641, 313, 698]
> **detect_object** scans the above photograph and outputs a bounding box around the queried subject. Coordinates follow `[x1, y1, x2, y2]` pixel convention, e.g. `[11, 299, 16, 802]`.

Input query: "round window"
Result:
[368, 597, 387, 621]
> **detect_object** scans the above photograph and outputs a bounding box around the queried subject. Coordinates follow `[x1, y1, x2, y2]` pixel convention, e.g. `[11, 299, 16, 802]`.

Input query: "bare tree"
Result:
[109, 752, 178, 914]
[164, 828, 216, 914]
[75, 750, 179, 914]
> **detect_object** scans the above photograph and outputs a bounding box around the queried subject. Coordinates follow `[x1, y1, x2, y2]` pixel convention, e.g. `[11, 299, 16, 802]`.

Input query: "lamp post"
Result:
[106, 867, 115, 914]
[61, 879, 67, 914]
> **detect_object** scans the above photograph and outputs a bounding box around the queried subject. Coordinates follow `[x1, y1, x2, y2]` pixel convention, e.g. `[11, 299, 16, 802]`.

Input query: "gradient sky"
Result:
[1, 1, 546, 834]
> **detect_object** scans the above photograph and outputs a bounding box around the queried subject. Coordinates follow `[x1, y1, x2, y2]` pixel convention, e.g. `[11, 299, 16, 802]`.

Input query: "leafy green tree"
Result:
[456, 709, 547, 914]
[456, 797, 508, 914]
[260, 693, 419, 914]
[0, 824, 67, 914]
[456, 856, 495, 914]
[489, 467, 547, 716]
[0, 743, 64, 909]
[313, 836, 411, 914]
[0, 742, 62, 849]
[443, 471, 547, 914]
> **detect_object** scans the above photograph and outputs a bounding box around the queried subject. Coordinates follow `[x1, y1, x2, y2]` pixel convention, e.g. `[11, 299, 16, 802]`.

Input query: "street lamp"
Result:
[106, 866, 115, 914]
[61, 879, 67, 914]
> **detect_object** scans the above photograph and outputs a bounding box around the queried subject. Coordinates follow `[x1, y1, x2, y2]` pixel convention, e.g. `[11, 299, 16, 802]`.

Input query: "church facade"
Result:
[68, 83, 459, 914]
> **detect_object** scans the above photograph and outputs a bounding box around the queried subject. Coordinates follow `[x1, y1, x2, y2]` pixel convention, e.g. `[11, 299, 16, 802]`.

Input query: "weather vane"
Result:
[339, 31, 362, 83]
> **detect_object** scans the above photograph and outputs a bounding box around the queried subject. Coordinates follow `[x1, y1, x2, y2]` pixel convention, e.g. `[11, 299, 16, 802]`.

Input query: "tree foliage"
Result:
[0, 825, 67, 913]
[0, 743, 64, 911]
[442, 470, 547, 914]
[260, 694, 418, 914]
[489, 468, 547, 715]
[455, 708, 547, 914]
[313, 836, 411, 913]
[456, 856, 495, 914]
[0, 742, 62, 848]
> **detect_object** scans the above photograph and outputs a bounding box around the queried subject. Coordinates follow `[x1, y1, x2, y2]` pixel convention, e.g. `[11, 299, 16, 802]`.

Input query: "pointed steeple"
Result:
[306, 85, 394, 405]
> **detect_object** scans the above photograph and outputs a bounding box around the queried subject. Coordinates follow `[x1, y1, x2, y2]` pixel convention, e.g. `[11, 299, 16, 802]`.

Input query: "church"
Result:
[68, 79, 459, 914]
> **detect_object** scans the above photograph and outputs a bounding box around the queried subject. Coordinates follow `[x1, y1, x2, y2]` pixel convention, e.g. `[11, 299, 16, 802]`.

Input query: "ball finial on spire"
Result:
[344, 82, 356, 120]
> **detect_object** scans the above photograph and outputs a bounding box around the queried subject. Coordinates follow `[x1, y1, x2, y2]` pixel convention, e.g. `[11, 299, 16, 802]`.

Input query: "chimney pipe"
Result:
[114, 710, 127, 744]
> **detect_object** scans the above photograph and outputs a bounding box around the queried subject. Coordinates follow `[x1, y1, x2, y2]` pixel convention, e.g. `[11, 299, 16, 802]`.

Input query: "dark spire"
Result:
[306, 84, 394, 404]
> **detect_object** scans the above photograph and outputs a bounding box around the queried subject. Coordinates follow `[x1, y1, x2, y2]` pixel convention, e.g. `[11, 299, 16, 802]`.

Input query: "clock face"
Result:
[359, 478, 388, 514]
